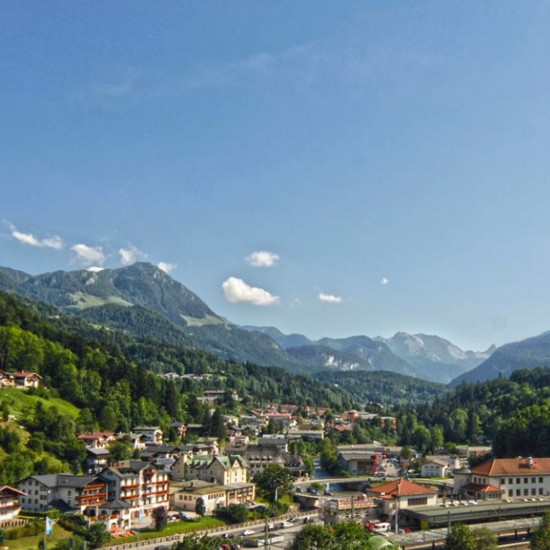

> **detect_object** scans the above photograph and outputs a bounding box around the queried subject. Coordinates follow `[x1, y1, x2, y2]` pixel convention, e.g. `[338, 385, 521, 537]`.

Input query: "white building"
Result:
[454, 457, 550, 501]
[100, 460, 169, 519]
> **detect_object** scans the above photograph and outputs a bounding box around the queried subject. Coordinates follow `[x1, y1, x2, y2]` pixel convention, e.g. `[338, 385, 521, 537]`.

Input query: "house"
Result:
[0, 486, 27, 522]
[239, 444, 286, 477]
[368, 478, 438, 517]
[100, 460, 169, 519]
[170, 480, 255, 515]
[133, 426, 163, 445]
[172, 454, 249, 485]
[13, 371, 42, 389]
[338, 449, 380, 476]
[258, 434, 288, 452]
[85, 448, 111, 474]
[78, 432, 116, 449]
[454, 456, 550, 501]
[86, 499, 133, 534]
[0, 370, 14, 388]
[421, 459, 449, 478]
[171, 480, 226, 514]
[17, 474, 107, 513]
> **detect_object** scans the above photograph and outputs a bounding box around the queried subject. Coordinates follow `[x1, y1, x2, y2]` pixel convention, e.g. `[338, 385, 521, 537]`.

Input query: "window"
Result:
[524, 478, 528, 484]
[509, 478, 513, 484]
[500, 479, 505, 484]
[508, 490, 513, 497]
[540, 488, 544, 495]
[524, 489, 529, 496]
[407, 497, 428, 506]
[532, 478, 536, 483]
[516, 489, 521, 496]
[532, 489, 536, 495]
[517, 478, 521, 484]
[540, 478, 544, 484]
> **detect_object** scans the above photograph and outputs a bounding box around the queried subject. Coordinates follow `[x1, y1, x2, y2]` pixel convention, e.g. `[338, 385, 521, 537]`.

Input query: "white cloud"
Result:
[119, 245, 147, 266]
[87, 266, 105, 272]
[246, 250, 280, 267]
[10, 226, 63, 249]
[380, 277, 389, 285]
[158, 262, 176, 274]
[222, 277, 279, 306]
[71, 244, 105, 266]
[319, 292, 342, 304]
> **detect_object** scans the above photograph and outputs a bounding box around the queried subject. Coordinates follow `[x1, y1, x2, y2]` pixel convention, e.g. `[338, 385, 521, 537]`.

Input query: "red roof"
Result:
[369, 478, 436, 497]
[0, 485, 28, 497]
[472, 457, 550, 476]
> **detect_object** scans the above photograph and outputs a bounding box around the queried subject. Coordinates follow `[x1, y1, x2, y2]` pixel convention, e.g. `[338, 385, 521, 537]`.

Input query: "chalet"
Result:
[86, 499, 133, 533]
[78, 432, 116, 449]
[0, 486, 27, 522]
[18, 474, 107, 513]
[85, 448, 111, 474]
[133, 426, 163, 445]
[454, 456, 550, 501]
[0, 370, 14, 388]
[13, 371, 42, 389]
[368, 478, 437, 516]
[100, 460, 169, 519]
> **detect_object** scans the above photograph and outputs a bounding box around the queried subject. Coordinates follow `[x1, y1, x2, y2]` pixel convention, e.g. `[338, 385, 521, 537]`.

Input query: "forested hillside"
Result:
[406, 368, 550, 457]
[0, 291, 352, 485]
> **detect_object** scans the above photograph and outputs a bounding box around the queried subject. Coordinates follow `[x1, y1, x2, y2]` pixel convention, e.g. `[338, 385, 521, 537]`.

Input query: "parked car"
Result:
[242, 529, 256, 536]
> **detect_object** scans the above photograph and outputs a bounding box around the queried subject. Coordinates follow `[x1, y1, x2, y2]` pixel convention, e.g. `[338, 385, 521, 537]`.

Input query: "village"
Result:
[3, 371, 550, 549]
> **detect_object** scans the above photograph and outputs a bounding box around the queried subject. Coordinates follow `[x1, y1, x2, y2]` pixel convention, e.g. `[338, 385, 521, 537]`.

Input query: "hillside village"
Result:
[4, 369, 550, 549]
[3, 291, 550, 548]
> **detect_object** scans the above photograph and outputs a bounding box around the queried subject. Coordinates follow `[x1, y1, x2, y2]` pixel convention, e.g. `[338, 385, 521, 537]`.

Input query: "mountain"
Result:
[286, 345, 374, 373]
[0, 263, 296, 370]
[375, 332, 494, 384]
[243, 327, 417, 377]
[451, 331, 550, 385]
[241, 325, 313, 349]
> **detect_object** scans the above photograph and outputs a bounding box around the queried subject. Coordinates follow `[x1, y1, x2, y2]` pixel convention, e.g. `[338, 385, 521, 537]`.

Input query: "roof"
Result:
[461, 482, 503, 494]
[0, 485, 27, 497]
[369, 478, 436, 498]
[472, 457, 550, 476]
[99, 499, 132, 510]
[86, 447, 111, 456]
[21, 474, 102, 489]
[14, 372, 40, 380]
[78, 432, 114, 440]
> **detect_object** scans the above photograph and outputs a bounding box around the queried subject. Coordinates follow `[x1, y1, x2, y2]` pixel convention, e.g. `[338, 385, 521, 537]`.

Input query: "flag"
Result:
[45, 517, 54, 535]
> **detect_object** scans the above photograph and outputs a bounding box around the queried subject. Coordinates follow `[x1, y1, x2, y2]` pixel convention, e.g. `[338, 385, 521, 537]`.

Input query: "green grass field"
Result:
[4, 524, 74, 549]
[0, 387, 80, 420]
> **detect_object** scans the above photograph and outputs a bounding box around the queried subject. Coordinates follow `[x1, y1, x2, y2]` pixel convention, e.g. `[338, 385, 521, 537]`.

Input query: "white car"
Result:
[242, 529, 256, 536]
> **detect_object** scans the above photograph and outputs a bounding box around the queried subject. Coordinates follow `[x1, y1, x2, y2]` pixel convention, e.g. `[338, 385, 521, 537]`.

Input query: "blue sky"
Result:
[1, 1, 550, 350]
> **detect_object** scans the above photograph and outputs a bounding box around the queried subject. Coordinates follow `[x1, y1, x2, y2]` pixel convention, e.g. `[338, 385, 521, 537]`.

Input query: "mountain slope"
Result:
[243, 326, 417, 376]
[451, 331, 550, 385]
[376, 332, 494, 383]
[0, 264, 297, 370]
